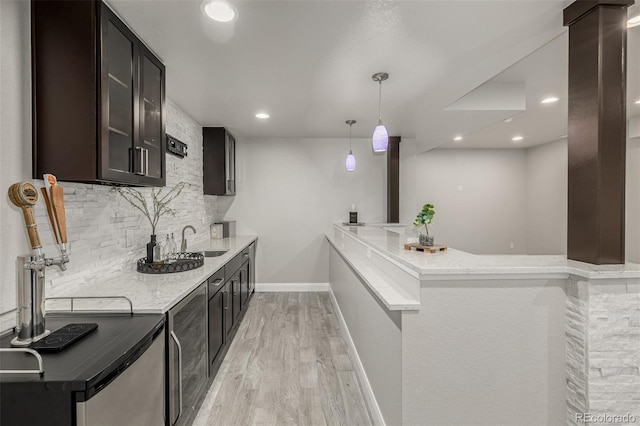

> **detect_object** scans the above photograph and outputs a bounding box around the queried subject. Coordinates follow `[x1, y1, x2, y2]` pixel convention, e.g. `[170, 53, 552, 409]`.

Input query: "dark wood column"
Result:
[387, 136, 401, 223]
[564, 0, 633, 264]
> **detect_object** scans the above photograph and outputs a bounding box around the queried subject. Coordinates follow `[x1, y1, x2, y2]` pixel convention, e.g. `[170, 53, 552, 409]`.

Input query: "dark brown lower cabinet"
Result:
[232, 274, 241, 324]
[207, 247, 256, 379]
[240, 262, 249, 310]
[208, 287, 225, 368]
[224, 280, 234, 338]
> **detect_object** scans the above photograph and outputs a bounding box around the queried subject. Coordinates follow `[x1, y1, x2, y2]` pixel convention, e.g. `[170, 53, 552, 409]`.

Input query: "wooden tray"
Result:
[404, 243, 448, 254]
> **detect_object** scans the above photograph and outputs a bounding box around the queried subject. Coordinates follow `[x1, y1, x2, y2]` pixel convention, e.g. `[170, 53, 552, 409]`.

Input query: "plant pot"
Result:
[419, 233, 434, 247]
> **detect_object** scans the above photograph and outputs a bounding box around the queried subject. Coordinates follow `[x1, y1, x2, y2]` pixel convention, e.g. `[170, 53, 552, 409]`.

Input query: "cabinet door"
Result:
[208, 289, 224, 369]
[232, 275, 241, 323]
[137, 45, 166, 186]
[224, 281, 234, 337]
[99, 4, 138, 184]
[225, 132, 236, 195]
[240, 262, 249, 310]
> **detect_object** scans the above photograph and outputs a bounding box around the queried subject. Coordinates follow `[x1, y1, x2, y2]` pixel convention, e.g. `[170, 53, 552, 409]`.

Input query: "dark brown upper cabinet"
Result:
[32, 0, 166, 186]
[203, 127, 236, 196]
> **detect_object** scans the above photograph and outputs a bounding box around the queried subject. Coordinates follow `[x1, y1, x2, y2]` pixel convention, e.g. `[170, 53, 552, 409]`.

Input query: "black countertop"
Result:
[0, 312, 164, 396]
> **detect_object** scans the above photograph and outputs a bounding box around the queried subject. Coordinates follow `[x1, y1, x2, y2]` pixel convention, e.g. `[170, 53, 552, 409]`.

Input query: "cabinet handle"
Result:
[233, 279, 239, 296]
[243, 253, 249, 258]
[134, 147, 145, 175]
[143, 148, 149, 176]
[170, 331, 183, 423]
[211, 278, 223, 285]
[223, 291, 229, 310]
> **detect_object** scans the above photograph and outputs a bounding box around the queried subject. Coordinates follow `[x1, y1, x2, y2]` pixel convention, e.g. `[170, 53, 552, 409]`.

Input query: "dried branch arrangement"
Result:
[111, 182, 188, 235]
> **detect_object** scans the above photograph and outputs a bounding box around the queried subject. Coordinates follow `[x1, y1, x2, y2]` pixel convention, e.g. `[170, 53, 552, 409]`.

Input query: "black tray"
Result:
[137, 252, 204, 274]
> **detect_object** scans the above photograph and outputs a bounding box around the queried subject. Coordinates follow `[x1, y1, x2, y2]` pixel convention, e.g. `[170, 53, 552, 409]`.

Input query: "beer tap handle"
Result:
[8, 182, 42, 253]
[40, 188, 60, 245]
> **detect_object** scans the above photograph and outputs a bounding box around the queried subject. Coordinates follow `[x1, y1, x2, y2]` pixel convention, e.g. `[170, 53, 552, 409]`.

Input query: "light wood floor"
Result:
[193, 292, 373, 426]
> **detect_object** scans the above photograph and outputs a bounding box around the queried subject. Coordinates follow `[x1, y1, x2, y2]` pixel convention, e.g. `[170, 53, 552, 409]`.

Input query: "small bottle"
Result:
[146, 235, 157, 263]
[165, 234, 171, 260]
[170, 233, 177, 255]
[153, 241, 163, 264]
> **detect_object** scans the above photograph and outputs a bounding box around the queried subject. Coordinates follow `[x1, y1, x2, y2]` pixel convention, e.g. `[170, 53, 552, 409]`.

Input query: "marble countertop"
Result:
[47, 236, 258, 313]
[331, 224, 640, 281]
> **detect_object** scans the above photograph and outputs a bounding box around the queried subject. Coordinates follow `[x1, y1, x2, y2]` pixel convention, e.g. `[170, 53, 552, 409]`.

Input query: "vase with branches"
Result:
[111, 183, 188, 263]
[111, 182, 187, 235]
[413, 203, 435, 246]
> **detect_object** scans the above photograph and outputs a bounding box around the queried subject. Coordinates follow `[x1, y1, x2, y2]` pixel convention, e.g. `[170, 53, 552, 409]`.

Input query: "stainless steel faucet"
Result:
[181, 225, 196, 252]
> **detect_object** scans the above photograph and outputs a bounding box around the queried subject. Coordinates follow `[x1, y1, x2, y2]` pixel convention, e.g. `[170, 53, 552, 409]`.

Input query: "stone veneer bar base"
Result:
[567, 278, 640, 424]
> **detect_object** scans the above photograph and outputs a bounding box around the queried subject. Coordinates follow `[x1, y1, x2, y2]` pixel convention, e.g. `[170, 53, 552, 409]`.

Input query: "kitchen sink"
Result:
[201, 250, 228, 257]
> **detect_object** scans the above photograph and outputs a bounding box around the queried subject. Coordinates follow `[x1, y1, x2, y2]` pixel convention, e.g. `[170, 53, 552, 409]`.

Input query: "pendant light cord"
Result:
[349, 123, 353, 151]
[378, 81, 383, 121]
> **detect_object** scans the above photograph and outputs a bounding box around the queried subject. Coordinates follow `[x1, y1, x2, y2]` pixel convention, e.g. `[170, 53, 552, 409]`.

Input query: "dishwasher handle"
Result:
[170, 331, 183, 424]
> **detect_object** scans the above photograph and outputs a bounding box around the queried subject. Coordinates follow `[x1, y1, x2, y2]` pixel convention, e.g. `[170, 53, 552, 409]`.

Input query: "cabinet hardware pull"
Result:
[143, 148, 149, 176]
[170, 331, 183, 422]
[224, 291, 229, 310]
[134, 147, 145, 175]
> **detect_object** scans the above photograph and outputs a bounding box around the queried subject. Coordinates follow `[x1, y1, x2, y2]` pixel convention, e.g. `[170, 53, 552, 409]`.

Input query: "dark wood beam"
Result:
[387, 136, 401, 223]
[564, 0, 633, 264]
[564, 0, 633, 26]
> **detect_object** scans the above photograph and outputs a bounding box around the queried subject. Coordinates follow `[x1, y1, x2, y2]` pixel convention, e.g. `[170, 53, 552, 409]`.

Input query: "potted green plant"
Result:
[413, 203, 435, 246]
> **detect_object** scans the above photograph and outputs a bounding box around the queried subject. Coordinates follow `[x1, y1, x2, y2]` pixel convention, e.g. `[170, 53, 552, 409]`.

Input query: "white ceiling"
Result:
[444, 8, 640, 150]
[108, 0, 639, 150]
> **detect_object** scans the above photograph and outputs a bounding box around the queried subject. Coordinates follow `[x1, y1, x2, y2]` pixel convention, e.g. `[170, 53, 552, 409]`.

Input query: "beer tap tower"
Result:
[8, 176, 69, 347]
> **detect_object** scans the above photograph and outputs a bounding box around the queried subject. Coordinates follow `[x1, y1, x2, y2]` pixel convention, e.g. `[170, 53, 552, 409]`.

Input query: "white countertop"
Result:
[47, 236, 257, 313]
[332, 224, 640, 281]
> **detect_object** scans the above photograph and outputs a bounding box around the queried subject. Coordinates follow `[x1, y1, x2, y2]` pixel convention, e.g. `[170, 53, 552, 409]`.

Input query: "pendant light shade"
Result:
[346, 151, 356, 171]
[345, 120, 356, 172]
[372, 121, 388, 153]
[371, 72, 389, 153]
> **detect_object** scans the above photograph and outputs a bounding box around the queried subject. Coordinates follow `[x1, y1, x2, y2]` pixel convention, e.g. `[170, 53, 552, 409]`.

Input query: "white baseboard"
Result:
[255, 282, 329, 292]
[328, 286, 386, 426]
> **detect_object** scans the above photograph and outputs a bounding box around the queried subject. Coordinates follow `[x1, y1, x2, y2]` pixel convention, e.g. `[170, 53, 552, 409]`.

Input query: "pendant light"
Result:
[345, 120, 356, 172]
[371, 72, 389, 152]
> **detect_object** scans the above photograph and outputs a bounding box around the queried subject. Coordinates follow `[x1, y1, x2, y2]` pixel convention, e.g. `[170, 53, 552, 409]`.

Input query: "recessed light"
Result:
[635, 99, 640, 104]
[628, 15, 640, 28]
[201, 0, 237, 23]
[541, 97, 559, 104]
[453, 136, 463, 141]
[255, 113, 269, 119]
[512, 136, 523, 142]
[503, 117, 513, 123]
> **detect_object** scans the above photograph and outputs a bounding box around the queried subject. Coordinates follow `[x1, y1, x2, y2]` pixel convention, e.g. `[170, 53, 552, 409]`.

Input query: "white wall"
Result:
[401, 147, 528, 255]
[628, 134, 640, 263]
[525, 139, 568, 255]
[403, 279, 568, 425]
[223, 138, 387, 284]
[0, 0, 217, 331]
[522, 136, 639, 262]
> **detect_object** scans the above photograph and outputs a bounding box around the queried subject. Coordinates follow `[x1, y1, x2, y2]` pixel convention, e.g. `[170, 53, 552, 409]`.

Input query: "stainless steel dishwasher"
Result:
[168, 282, 208, 426]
